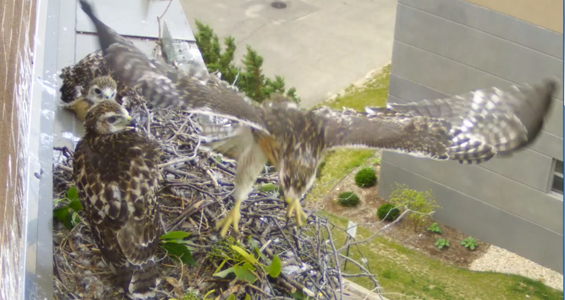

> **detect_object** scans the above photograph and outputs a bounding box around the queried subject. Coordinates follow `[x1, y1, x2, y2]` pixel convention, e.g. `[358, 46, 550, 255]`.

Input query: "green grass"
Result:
[307, 64, 563, 299]
[307, 64, 391, 203]
[325, 212, 563, 300]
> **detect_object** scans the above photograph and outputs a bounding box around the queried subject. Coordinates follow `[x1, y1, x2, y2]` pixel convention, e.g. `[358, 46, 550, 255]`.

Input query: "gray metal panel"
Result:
[378, 160, 564, 273]
[24, 0, 60, 298]
[395, 3, 563, 94]
[383, 151, 563, 235]
[528, 131, 564, 161]
[398, 0, 564, 59]
[76, 0, 195, 40]
[75, 34, 159, 62]
[391, 41, 564, 138]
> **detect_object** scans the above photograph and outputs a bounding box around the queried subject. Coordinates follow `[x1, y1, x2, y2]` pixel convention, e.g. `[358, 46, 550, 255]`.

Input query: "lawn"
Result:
[308, 64, 563, 300]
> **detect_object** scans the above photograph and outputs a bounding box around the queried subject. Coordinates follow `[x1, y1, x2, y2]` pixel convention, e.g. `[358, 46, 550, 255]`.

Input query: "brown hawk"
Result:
[80, 0, 557, 237]
[61, 75, 117, 120]
[59, 49, 145, 111]
[73, 99, 162, 299]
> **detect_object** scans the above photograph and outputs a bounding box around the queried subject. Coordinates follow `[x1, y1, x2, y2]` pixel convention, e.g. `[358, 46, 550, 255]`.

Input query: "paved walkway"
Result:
[179, 0, 397, 108]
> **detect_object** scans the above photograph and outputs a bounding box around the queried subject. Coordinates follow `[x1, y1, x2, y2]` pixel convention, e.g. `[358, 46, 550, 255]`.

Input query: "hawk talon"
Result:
[286, 198, 307, 227]
[216, 200, 242, 237]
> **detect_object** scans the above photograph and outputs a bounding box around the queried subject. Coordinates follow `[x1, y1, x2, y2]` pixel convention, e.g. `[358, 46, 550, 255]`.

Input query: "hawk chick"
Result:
[73, 99, 162, 299]
[79, 0, 557, 237]
[62, 75, 117, 120]
[59, 50, 145, 111]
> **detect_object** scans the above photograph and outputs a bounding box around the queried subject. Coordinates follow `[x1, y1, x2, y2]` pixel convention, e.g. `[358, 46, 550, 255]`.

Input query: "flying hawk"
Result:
[73, 99, 162, 299]
[60, 49, 145, 111]
[79, 0, 557, 236]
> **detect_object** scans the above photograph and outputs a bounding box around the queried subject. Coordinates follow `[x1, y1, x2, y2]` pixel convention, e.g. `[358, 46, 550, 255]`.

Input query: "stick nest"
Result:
[52, 100, 382, 299]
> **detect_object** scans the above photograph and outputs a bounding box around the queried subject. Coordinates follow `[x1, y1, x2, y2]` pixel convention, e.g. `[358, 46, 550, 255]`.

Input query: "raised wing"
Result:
[367, 80, 557, 155]
[79, 0, 269, 133]
[316, 107, 454, 161]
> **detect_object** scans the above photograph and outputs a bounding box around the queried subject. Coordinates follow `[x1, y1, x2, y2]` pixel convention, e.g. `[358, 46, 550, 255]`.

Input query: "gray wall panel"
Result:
[383, 151, 563, 234]
[398, 0, 563, 59]
[528, 131, 564, 161]
[391, 41, 564, 137]
[379, 160, 564, 273]
[395, 4, 563, 92]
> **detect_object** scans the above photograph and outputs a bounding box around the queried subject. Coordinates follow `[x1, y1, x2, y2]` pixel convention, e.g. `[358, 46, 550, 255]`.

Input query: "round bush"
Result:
[377, 203, 400, 221]
[337, 191, 360, 207]
[355, 167, 377, 187]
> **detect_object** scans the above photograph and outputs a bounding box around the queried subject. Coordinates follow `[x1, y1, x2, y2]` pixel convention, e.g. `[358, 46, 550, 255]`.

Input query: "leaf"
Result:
[160, 231, 191, 240]
[54, 207, 72, 230]
[233, 264, 257, 283]
[161, 243, 197, 266]
[245, 294, 252, 300]
[66, 186, 79, 201]
[267, 254, 282, 278]
[227, 295, 236, 300]
[68, 199, 84, 212]
[231, 245, 259, 265]
[213, 266, 235, 278]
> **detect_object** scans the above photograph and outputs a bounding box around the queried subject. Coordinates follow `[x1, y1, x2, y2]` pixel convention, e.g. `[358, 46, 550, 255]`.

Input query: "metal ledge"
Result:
[23, 1, 202, 298]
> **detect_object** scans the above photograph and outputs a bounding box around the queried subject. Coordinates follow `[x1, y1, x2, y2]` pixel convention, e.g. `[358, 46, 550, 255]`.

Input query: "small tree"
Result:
[194, 20, 239, 84]
[194, 20, 301, 104]
[389, 183, 441, 232]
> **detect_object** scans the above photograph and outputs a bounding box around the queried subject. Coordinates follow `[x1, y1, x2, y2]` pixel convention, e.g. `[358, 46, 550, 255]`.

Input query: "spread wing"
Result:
[317, 107, 453, 160]
[320, 80, 557, 164]
[79, 0, 268, 132]
[366, 80, 557, 155]
[73, 136, 161, 298]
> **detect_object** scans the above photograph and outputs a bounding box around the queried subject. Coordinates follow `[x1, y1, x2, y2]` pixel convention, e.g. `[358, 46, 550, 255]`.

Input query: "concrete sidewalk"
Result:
[179, 0, 397, 108]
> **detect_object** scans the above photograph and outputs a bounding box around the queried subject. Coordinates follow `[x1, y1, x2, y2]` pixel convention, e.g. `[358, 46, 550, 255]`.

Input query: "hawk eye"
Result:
[107, 116, 118, 123]
[94, 88, 102, 94]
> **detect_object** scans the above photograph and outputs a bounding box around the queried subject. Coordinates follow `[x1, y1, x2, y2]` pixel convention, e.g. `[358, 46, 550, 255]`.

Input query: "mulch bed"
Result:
[322, 162, 489, 269]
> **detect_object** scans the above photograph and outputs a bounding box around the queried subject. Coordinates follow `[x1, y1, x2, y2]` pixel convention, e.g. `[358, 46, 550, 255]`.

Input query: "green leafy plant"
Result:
[212, 237, 282, 285]
[337, 191, 360, 207]
[374, 157, 382, 165]
[53, 186, 84, 230]
[435, 238, 450, 250]
[160, 231, 198, 266]
[461, 236, 479, 250]
[427, 222, 443, 234]
[194, 21, 300, 104]
[354, 167, 377, 187]
[389, 183, 441, 232]
[259, 183, 279, 193]
[377, 203, 400, 221]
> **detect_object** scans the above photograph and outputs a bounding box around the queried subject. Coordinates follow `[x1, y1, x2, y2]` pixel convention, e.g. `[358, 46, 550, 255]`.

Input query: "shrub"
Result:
[435, 238, 450, 250]
[427, 222, 443, 234]
[389, 183, 441, 232]
[461, 236, 479, 250]
[194, 20, 300, 104]
[377, 203, 400, 221]
[355, 167, 377, 187]
[337, 191, 360, 207]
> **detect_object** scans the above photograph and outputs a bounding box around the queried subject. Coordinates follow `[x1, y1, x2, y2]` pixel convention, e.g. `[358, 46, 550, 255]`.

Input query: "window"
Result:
[551, 159, 563, 195]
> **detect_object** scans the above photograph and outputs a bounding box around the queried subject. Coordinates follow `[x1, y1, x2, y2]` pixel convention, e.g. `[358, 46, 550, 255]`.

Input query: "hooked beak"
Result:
[126, 116, 137, 129]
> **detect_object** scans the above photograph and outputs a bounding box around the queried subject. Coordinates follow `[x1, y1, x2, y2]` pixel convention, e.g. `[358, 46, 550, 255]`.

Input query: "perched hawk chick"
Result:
[73, 99, 162, 299]
[59, 49, 145, 111]
[62, 75, 117, 120]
